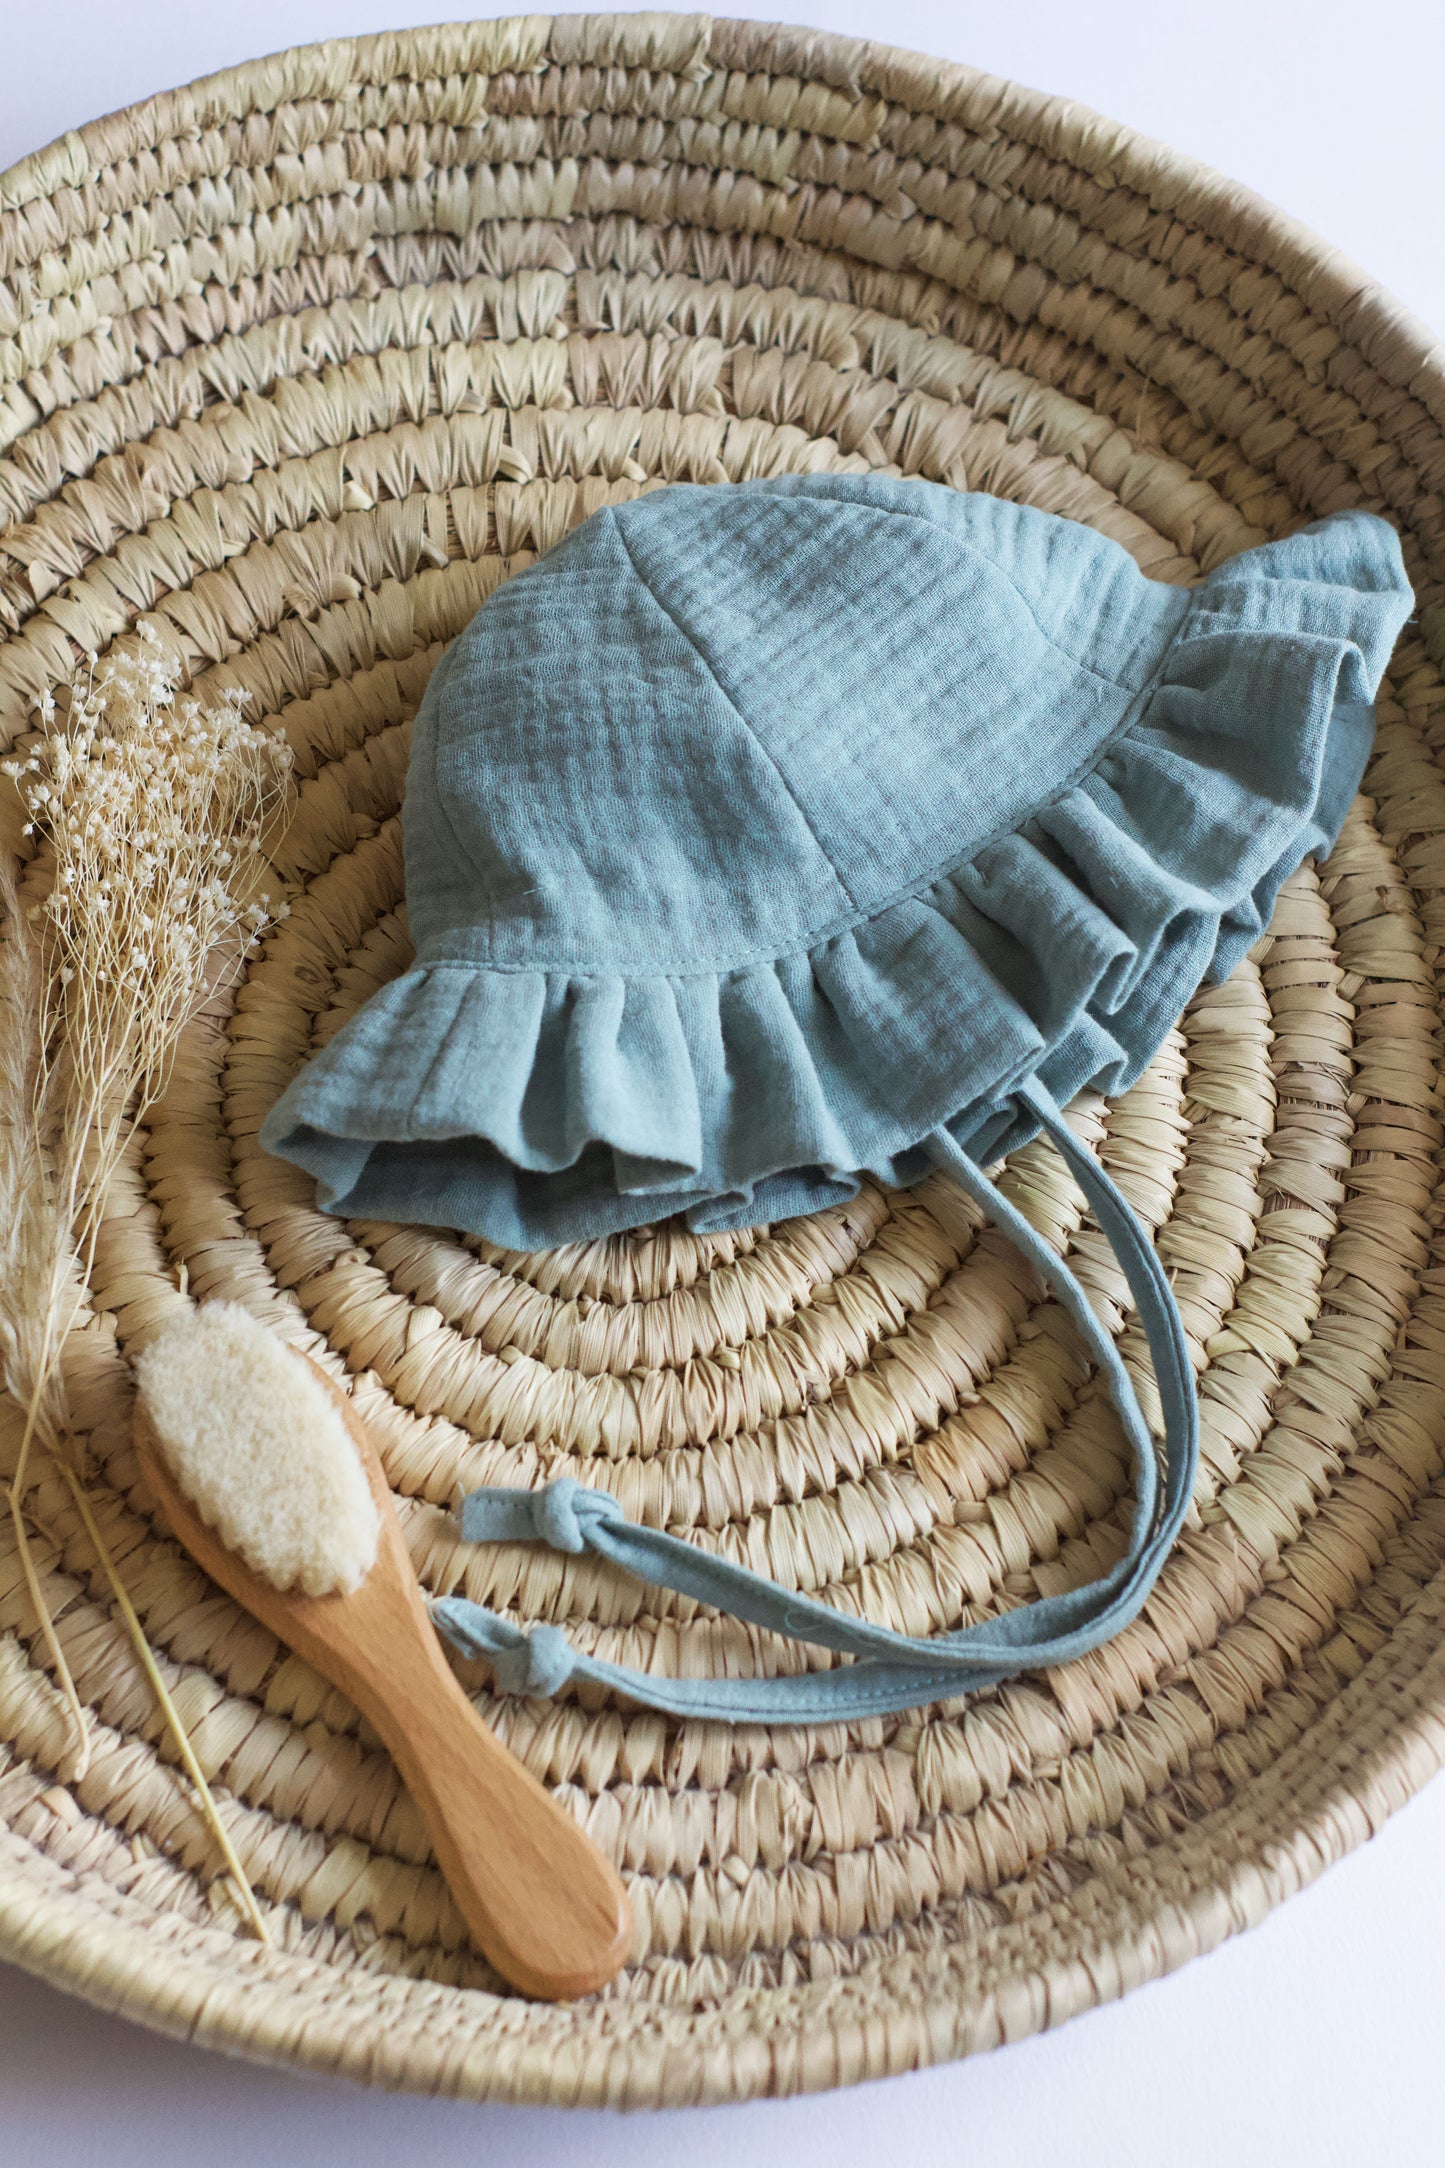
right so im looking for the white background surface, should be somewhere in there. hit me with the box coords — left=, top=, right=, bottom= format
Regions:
left=2, top=6, right=1443, bottom=2163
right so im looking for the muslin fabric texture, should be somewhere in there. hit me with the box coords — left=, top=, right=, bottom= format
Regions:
left=259, top=474, right=1412, bottom=1720
left=261, top=473, right=1412, bottom=1248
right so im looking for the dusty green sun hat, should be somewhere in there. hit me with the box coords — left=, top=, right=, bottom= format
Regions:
left=260, top=470, right=1411, bottom=1251
left=258, top=471, right=1411, bottom=1722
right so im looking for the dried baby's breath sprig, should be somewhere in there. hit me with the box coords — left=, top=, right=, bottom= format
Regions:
left=14, top=632, right=292, bottom=1172
left=0, top=627, right=293, bottom=1935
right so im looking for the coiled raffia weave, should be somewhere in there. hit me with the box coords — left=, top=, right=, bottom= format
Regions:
left=1, top=11, right=1444, bottom=2107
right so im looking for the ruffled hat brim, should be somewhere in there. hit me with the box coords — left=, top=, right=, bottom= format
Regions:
left=260, top=510, right=1412, bottom=1248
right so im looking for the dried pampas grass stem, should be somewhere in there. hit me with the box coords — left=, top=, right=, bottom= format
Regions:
left=0, top=629, right=293, bottom=1935
left=55, top=1461, right=271, bottom=1943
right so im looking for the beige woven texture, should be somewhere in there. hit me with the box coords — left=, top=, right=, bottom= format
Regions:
left=1, top=11, right=1443, bottom=2107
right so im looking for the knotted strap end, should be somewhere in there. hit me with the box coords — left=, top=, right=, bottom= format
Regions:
left=430, top=1597, right=579, bottom=1699
left=457, top=1476, right=626, bottom=1556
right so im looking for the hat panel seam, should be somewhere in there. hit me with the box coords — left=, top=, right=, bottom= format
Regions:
left=606, top=502, right=863, bottom=915
left=416, top=634, right=503, bottom=966
left=411, top=625, right=1185, bottom=983
left=732, top=477, right=1175, bottom=698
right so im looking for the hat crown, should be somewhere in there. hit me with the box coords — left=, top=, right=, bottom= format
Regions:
left=409, top=476, right=1189, bottom=973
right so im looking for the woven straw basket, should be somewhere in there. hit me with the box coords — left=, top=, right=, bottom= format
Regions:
left=2, top=11, right=1444, bottom=2108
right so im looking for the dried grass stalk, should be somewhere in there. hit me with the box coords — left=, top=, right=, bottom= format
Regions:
left=0, top=629, right=293, bottom=1934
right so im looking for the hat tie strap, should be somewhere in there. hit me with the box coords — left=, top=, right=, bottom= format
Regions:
left=431, top=1079, right=1199, bottom=1722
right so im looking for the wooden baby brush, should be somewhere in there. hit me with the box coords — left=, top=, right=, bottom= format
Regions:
left=131, top=1301, right=632, bottom=2000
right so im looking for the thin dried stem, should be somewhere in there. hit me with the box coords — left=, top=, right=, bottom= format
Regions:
left=0, top=632, right=293, bottom=1924
left=6, top=1485, right=90, bottom=1777
left=0, top=856, right=89, bottom=1773
left=57, top=1464, right=271, bottom=1944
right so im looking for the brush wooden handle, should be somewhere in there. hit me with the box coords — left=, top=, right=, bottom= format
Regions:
left=134, top=1365, right=632, bottom=2000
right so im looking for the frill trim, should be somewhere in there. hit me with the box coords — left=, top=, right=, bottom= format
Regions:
left=260, top=511, right=1412, bottom=1247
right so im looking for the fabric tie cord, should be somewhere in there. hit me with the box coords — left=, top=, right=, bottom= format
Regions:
left=259, top=472, right=1414, bottom=1719
left=432, top=1079, right=1199, bottom=1720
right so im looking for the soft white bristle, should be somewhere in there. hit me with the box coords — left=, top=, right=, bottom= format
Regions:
left=135, top=1302, right=380, bottom=1597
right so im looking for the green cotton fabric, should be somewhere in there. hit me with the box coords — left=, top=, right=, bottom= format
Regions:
left=262, top=475, right=1411, bottom=1247
left=259, top=473, right=1412, bottom=1722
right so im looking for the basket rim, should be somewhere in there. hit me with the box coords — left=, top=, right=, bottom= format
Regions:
left=2, top=8, right=1444, bottom=2105
left=2, top=12, right=1441, bottom=410
left=3, top=1574, right=1442, bottom=2104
